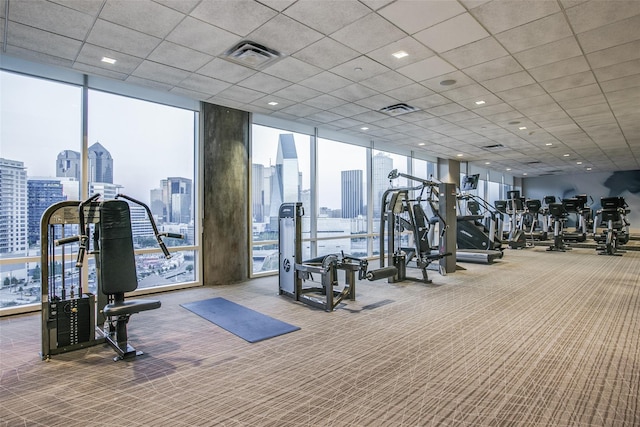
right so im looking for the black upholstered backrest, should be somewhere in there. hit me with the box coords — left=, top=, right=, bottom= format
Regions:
left=99, top=200, right=138, bottom=295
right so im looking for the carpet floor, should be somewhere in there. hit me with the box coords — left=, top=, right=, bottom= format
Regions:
left=1, top=247, right=638, bottom=426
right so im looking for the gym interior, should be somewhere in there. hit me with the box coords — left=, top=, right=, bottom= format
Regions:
left=1, top=1, right=639, bottom=426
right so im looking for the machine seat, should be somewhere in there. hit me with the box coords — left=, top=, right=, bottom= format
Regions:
left=103, top=298, right=161, bottom=317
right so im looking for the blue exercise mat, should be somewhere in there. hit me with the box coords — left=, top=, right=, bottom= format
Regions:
left=181, top=297, right=300, bottom=343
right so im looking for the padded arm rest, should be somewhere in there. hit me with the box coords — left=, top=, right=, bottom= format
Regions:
left=104, top=299, right=161, bottom=316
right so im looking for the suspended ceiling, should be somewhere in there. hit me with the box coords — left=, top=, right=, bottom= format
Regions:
left=1, top=0, right=639, bottom=176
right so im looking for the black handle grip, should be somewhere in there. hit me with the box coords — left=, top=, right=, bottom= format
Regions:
left=55, top=235, right=80, bottom=246
left=163, top=232, right=184, bottom=239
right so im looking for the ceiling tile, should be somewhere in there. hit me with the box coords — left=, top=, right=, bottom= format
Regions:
left=495, top=83, right=547, bottom=102
left=496, top=13, right=572, bottom=54
left=148, top=41, right=213, bottom=72
left=167, top=17, right=241, bottom=56
left=586, top=40, right=640, bottom=69
left=238, top=72, right=291, bottom=93
left=283, top=0, right=370, bottom=35
left=8, top=22, right=82, bottom=60
left=246, top=14, right=324, bottom=56
left=593, top=58, right=640, bottom=83
left=292, top=37, right=360, bottom=69
left=299, top=71, right=352, bottom=92
left=130, top=60, right=191, bottom=86
left=577, top=14, right=640, bottom=54
left=366, top=37, right=435, bottom=69
left=272, top=84, right=323, bottom=102
left=565, top=0, right=640, bottom=34
left=153, top=0, right=201, bottom=14
left=514, top=36, right=582, bottom=69
left=441, top=36, right=508, bottom=69
left=87, top=19, right=161, bottom=58
left=528, top=56, right=590, bottom=82
left=75, top=43, right=142, bottom=74
left=100, top=0, right=184, bottom=38
left=441, top=83, right=492, bottom=102
left=178, top=73, right=232, bottom=96
left=414, top=13, right=489, bottom=53
left=72, top=61, right=128, bottom=80
left=216, top=85, right=267, bottom=104
left=360, top=70, right=414, bottom=92
left=378, top=0, right=465, bottom=34
left=9, top=0, right=94, bottom=40
left=329, top=83, right=379, bottom=102
left=302, top=94, right=347, bottom=110
left=330, top=56, right=390, bottom=82
left=191, top=0, right=277, bottom=37
left=464, top=56, right=523, bottom=81
left=470, top=0, right=560, bottom=33
left=481, top=71, right=536, bottom=92
left=330, top=13, right=406, bottom=53
left=197, top=58, right=256, bottom=84
left=384, top=83, right=435, bottom=101
left=539, top=70, right=596, bottom=93
left=262, top=56, right=323, bottom=83
left=396, top=56, right=456, bottom=82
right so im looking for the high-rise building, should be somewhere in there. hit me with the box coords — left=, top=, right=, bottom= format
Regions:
left=252, top=163, right=265, bottom=223
left=88, top=142, right=113, bottom=184
left=159, top=177, right=192, bottom=224
left=372, top=153, right=393, bottom=219
left=341, top=170, right=363, bottom=218
left=268, top=134, right=300, bottom=230
left=56, top=150, right=81, bottom=181
left=27, top=178, right=66, bottom=245
left=0, top=158, right=28, bottom=254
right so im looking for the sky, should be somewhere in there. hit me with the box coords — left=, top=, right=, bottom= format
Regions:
left=1, top=71, right=194, bottom=203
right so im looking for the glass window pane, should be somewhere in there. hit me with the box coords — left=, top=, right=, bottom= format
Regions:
left=88, top=90, right=196, bottom=290
left=251, top=124, right=311, bottom=274
left=1, top=71, right=82, bottom=308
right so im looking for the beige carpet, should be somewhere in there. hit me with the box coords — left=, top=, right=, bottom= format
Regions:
left=1, top=247, right=638, bottom=426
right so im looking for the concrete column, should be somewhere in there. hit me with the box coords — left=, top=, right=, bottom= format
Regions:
left=437, top=158, right=461, bottom=187
left=201, top=103, right=250, bottom=285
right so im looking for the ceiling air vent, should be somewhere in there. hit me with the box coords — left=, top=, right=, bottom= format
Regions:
left=526, top=161, right=541, bottom=165
left=483, top=143, right=504, bottom=149
left=379, top=103, right=419, bottom=116
left=223, top=41, right=282, bottom=69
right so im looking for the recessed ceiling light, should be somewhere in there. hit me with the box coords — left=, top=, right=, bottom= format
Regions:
left=475, top=100, right=486, bottom=105
left=268, top=101, right=278, bottom=106
left=586, top=167, right=592, bottom=171
left=519, top=126, right=527, bottom=130
left=523, top=173, right=528, bottom=176
left=361, top=127, right=369, bottom=130
left=418, top=143, right=425, bottom=146
left=576, top=161, right=582, bottom=165
left=485, top=162, right=490, bottom=165
left=354, top=67, right=363, bottom=72
left=456, top=153, right=463, bottom=157
left=506, top=168, right=512, bottom=171
left=440, top=79, right=456, bottom=86
left=563, top=154, right=570, bottom=157
left=545, top=143, right=553, bottom=146
left=101, top=56, right=117, bottom=64
left=392, top=50, right=409, bottom=59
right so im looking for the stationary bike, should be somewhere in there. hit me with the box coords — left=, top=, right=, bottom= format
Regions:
left=594, top=196, right=630, bottom=256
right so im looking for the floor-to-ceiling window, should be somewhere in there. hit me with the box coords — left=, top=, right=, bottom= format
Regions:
left=317, top=138, right=368, bottom=258
left=88, top=90, right=197, bottom=290
left=0, top=70, right=199, bottom=313
left=0, top=71, right=82, bottom=311
left=250, top=124, right=311, bottom=274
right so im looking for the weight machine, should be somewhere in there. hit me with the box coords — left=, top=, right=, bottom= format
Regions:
left=278, top=203, right=396, bottom=312
left=41, top=194, right=182, bottom=361
left=379, top=170, right=453, bottom=284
